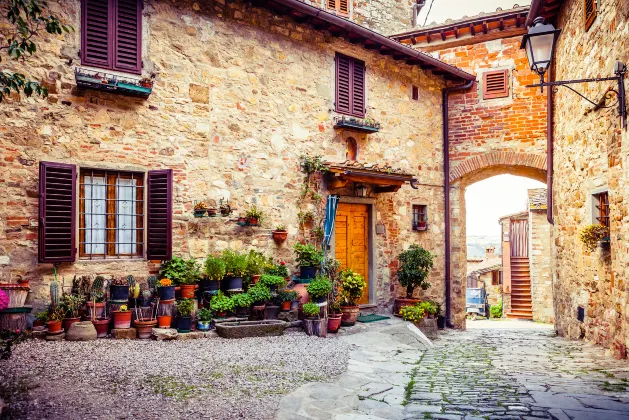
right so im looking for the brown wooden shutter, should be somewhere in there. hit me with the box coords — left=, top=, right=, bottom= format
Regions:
left=81, top=0, right=112, bottom=69
left=339, top=0, right=349, bottom=15
left=336, top=54, right=352, bottom=115
left=114, top=0, right=142, bottom=73
left=351, top=59, right=366, bottom=117
left=584, top=0, right=597, bottom=31
left=147, top=169, right=172, bottom=261
left=39, top=162, right=76, bottom=264
left=483, top=70, right=509, bottom=99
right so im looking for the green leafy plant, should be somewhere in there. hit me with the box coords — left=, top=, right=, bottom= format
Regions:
left=306, top=275, right=332, bottom=300
left=298, top=211, right=315, bottom=224
left=210, top=292, right=234, bottom=313
left=259, top=274, right=286, bottom=289
left=231, top=292, right=253, bottom=308
left=245, top=205, right=264, bottom=221
left=293, top=243, right=324, bottom=267
left=221, top=250, right=248, bottom=278
left=339, top=269, right=366, bottom=306
left=247, top=284, right=272, bottom=304
left=278, top=289, right=299, bottom=302
left=160, top=257, right=200, bottom=285
left=204, top=254, right=226, bottom=281
left=579, top=224, right=610, bottom=252
left=176, top=299, right=194, bottom=317
left=34, top=310, right=48, bottom=323
left=275, top=224, right=287, bottom=231
left=400, top=304, right=425, bottom=323
left=418, top=301, right=438, bottom=317
left=301, top=155, right=328, bottom=175
left=490, top=301, right=503, bottom=319
left=246, top=250, right=269, bottom=277
left=265, top=261, right=289, bottom=278
left=302, top=302, right=320, bottom=318
left=197, top=308, right=213, bottom=322
left=397, top=245, right=434, bottom=298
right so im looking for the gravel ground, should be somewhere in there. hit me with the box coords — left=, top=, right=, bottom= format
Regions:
left=0, top=332, right=349, bottom=419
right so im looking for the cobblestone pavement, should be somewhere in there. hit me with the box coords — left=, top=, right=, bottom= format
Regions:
left=277, top=319, right=629, bottom=420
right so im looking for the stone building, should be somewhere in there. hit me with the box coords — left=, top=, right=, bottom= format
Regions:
left=0, top=0, right=477, bottom=322
left=466, top=246, right=502, bottom=308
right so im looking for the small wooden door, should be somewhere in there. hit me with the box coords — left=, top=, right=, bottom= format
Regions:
left=335, top=203, right=369, bottom=305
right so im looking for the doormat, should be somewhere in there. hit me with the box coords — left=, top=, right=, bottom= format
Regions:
left=357, top=314, right=390, bottom=323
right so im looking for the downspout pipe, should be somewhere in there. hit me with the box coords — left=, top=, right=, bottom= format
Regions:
left=443, top=79, right=475, bottom=328
left=547, top=68, right=554, bottom=225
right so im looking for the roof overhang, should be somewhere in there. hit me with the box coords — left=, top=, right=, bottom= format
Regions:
left=253, top=0, right=475, bottom=83
left=324, top=162, right=416, bottom=193
left=527, top=0, right=564, bottom=26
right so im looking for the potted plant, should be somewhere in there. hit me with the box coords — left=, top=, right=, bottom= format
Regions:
left=176, top=298, right=194, bottom=332
left=61, top=294, right=85, bottom=332
left=395, top=245, right=434, bottom=315
left=232, top=292, right=253, bottom=318
left=46, top=307, right=64, bottom=334
left=259, top=274, right=286, bottom=293
left=197, top=307, right=213, bottom=331
left=248, top=284, right=271, bottom=307
left=265, top=290, right=285, bottom=320
left=157, top=278, right=176, bottom=301
left=237, top=216, right=247, bottom=226
left=160, top=257, right=193, bottom=287
left=266, top=261, right=290, bottom=280
left=139, top=78, right=153, bottom=88
left=435, top=302, right=445, bottom=329
left=194, top=201, right=208, bottom=217
left=110, top=276, right=129, bottom=302
left=134, top=305, right=157, bottom=339
left=245, top=205, right=264, bottom=226
left=327, top=301, right=343, bottom=333
left=179, top=260, right=200, bottom=299
left=272, top=224, right=288, bottom=244
left=221, top=250, right=247, bottom=291
left=33, top=311, right=48, bottom=328
left=210, top=291, right=234, bottom=318
left=220, top=200, right=231, bottom=216
left=419, top=301, right=438, bottom=318
left=302, top=302, right=326, bottom=337
left=112, top=304, right=132, bottom=329
left=86, top=275, right=106, bottom=315
left=579, top=224, right=610, bottom=252
left=339, top=269, right=366, bottom=326
left=306, top=275, right=332, bottom=304
left=156, top=299, right=172, bottom=328
left=279, top=290, right=298, bottom=311
left=246, top=250, right=268, bottom=284
left=203, top=254, right=225, bottom=293
left=91, top=308, right=110, bottom=338
left=294, top=243, right=324, bottom=279
left=207, top=206, right=218, bottom=217
left=400, top=303, right=426, bottom=327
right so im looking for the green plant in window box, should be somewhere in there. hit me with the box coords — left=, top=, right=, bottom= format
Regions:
left=306, top=275, right=332, bottom=302
left=579, top=224, right=610, bottom=252
left=302, top=302, right=320, bottom=319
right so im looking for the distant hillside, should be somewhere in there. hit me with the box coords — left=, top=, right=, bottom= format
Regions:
left=467, top=235, right=501, bottom=258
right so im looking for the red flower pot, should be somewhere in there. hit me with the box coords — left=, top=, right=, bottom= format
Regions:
left=92, top=318, right=110, bottom=338
left=341, top=305, right=360, bottom=326
left=46, top=320, right=62, bottom=333
left=281, top=301, right=291, bottom=311
left=251, top=275, right=261, bottom=285
left=157, top=315, right=172, bottom=328
left=181, top=284, right=196, bottom=299
left=328, top=314, right=342, bottom=333
left=248, top=217, right=259, bottom=226
left=112, top=311, right=132, bottom=329
left=272, top=230, right=288, bottom=244
left=62, top=317, right=81, bottom=332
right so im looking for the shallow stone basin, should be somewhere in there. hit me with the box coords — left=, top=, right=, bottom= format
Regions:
left=215, top=320, right=286, bottom=339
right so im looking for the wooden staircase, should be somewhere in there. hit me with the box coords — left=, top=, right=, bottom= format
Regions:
left=507, top=256, right=533, bottom=320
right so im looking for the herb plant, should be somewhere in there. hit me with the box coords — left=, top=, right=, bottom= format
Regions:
left=306, top=276, right=332, bottom=300
left=204, top=254, right=226, bottom=281
left=210, top=292, right=234, bottom=313
left=265, top=261, right=289, bottom=278
left=248, top=284, right=271, bottom=304
left=293, top=243, right=324, bottom=267
left=302, top=302, right=320, bottom=318
left=231, top=293, right=253, bottom=308
left=176, top=299, right=194, bottom=317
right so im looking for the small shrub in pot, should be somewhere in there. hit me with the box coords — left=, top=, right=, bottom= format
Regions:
left=302, top=302, right=320, bottom=319
left=231, top=292, right=253, bottom=318
left=259, top=274, right=286, bottom=292
left=210, top=291, right=234, bottom=317
left=197, top=307, right=213, bottom=331
left=175, top=298, right=194, bottom=332
left=293, top=243, right=323, bottom=279
left=248, top=284, right=271, bottom=306
left=306, top=276, right=332, bottom=303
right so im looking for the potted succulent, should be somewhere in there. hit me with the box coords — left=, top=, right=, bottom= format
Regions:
left=232, top=292, right=253, bottom=318
left=176, top=298, right=194, bottom=332
left=294, top=243, right=324, bottom=280
left=395, top=245, right=434, bottom=315
left=221, top=250, right=247, bottom=291
left=259, top=274, right=286, bottom=293
left=302, top=302, right=326, bottom=337
left=61, top=294, right=85, bottom=332
left=327, top=301, right=343, bottom=333
left=210, top=291, right=234, bottom=318
left=246, top=250, right=268, bottom=284
left=248, top=284, right=271, bottom=307
left=46, top=307, right=64, bottom=334
left=272, top=224, right=289, bottom=244
left=110, top=276, right=129, bottom=302
left=203, top=254, right=225, bottom=293
left=194, top=201, right=208, bottom=217
left=245, top=205, right=264, bottom=226
left=279, top=289, right=298, bottom=311
left=86, top=275, right=106, bottom=314
left=579, top=224, right=610, bottom=252
left=112, top=304, right=132, bottom=329
left=157, top=278, right=176, bottom=301
left=339, top=269, right=366, bottom=326
left=197, top=308, right=213, bottom=331
left=306, top=275, right=332, bottom=304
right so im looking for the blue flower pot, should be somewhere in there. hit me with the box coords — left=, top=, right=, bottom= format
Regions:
left=158, top=286, right=176, bottom=301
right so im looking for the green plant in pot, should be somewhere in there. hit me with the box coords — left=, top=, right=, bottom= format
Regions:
left=248, top=284, right=271, bottom=306
left=231, top=292, right=253, bottom=318
left=197, top=307, right=213, bottom=331
left=245, top=205, right=264, bottom=226
left=338, top=269, right=366, bottom=327
left=278, top=289, right=299, bottom=311
left=302, top=302, right=326, bottom=337
left=246, top=250, right=269, bottom=284
left=203, top=254, right=225, bottom=293
left=210, top=291, right=234, bottom=318
left=306, top=275, right=332, bottom=304
left=159, top=257, right=190, bottom=285
left=272, top=224, right=289, bottom=244
left=265, top=261, right=289, bottom=278
left=259, top=274, right=286, bottom=293
left=178, top=259, right=201, bottom=299
left=293, top=243, right=323, bottom=279
left=176, top=298, right=194, bottom=332
left=579, top=224, right=610, bottom=252
left=395, top=245, right=434, bottom=315
left=221, top=250, right=247, bottom=291
left=302, top=302, right=320, bottom=319
left=417, top=301, right=438, bottom=318
left=60, top=294, right=85, bottom=332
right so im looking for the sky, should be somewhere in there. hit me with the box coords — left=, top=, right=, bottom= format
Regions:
left=416, top=0, right=520, bottom=27
left=465, top=175, right=546, bottom=237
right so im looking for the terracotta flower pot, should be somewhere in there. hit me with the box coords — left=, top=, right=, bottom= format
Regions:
left=251, top=275, right=261, bottom=285
left=33, top=320, right=45, bottom=328
left=328, top=314, right=342, bottom=333
left=134, top=319, right=157, bottom=339
left=181, top=284, right=196, bottom=299
left=112, top=311, right=132, bottom=329
left=46, top=320, right=62, bottom=334
left=92, top=318, right=110, bottom=338
left=248, top=217, right=259, bottom=226
left=62, top=317, right=81, bottom=332
left=157, top=315, right=172, bottom=328
left=393, top=297, right=420, bottom=316
left=281, top=301, right=291, bottom=311
left=341, top=305, right=360, bottom=326
left=272, top=230, right=288, bottom=244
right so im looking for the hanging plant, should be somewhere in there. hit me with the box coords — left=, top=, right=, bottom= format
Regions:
left=579, top=224, right=610, bottom=252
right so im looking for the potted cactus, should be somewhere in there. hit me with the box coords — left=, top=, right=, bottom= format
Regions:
left=112, top=304, right=132, bottom=329
left=61, top=294, right=85, bottom=332
left=46, top=277, right=62, bottom=333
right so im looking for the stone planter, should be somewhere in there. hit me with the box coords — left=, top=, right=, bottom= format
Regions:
left=341, top=305, right=360, bottom=326
left=393, top=297, right=420, bottom=316
left=414, top=317, right=438, bottom=340
left=216, top=320, right=286, bottom=339
left=303, top=318, right=327, bottom=337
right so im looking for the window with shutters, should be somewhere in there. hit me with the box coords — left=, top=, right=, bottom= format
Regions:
left=335, top=53, right=366, bottom=118
left=326, top=0, right=349, bottom=16
left=81, top=0, right=142, bottom=74
left=584, top=0, right=597, bottom=31
left=482, top=69, right=509, bottom=100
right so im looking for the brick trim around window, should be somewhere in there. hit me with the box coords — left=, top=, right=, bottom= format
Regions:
left=482, top=69, right=509, bottom=100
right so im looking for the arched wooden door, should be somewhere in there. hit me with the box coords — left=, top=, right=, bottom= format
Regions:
left=335, top=203, right=369, bottom=304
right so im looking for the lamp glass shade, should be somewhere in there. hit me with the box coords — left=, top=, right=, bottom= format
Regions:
left=525, top=31, right=555, bottom=74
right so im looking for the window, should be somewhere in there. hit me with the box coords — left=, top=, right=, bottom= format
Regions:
left=81, top=0, right=143, bottom=74
left=491, top=271, right=502, bottom=286
left=335, top=53, right=366, bottom=118
left=38, top=162, right=172, bottom=263
left=346, top=137, right=358, bottom=161
left=412, top=205, right=427, bottom=231
left=482, top=70, right=509, bottom=100
left=412, top=85, right=419, bottom=101
left=327, top=0, right=349, bottom=16
left=584, top=0, right=597, bottom=31
left=593, top=191, right=610, bottom=229
left=79, top=170, right=144, bottom=258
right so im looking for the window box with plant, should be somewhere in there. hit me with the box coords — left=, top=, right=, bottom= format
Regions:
left=112, top=304, right=132, bottom=329
left=203, top=254, right=226, bottom=294
left=338, top=269, right=366, bottom=326
left=579, top=224, right=610, bottom=252
left=175, top=298, right=195, bottom=332
left=221, top=250, right=248, bottom=291
left=333, top=116, right=381, bottom=133
left=302, top=302, right=327, bottom=337
left=194, top=201, right=208, bottom=217
left=197, top=308, right=213, bottom=331
left=210, top=291, right=234, bottom=318
left=394, top=245, right=434, bottom=315
left=272, top=224, right=289, bottom=245
left=306, top=275, right=332, bottom=304
left=294, top=243, right=324, bottom=280
left=244, top=205, right=264, bottom=227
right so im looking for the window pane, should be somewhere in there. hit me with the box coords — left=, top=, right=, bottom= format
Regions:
left=85, top=176, right=106, bottom=255
left=116, top=178, right=137, bottom=255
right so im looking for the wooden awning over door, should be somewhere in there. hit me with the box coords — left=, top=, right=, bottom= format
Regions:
left=323, top=161, right=416, bottom=193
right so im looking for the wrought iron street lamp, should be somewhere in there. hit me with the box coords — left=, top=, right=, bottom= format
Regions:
left=521, top=17, right=627, bottom=128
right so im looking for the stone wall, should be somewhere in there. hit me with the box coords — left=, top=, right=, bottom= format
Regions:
left=529, top=209, right=554, bottom=323
left=0, top=0, right=450, bottom=315
left=552, top=0, right=629, bottom=358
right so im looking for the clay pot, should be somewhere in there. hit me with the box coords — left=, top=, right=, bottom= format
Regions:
left=112, top=310, right=132, bottom=329
left=328, top=314, right=342, bottom=333
left=281, top=301, right=291, bottom=311
left=272, top=230, right=288, bottom=244
left=92, top=318, right=110, bottom=338
left=250, top=275, right=261, bottom=285
left=62, top=317, right=81, bottom=332
left=341, top=305, right=360, bottom=326
left=181, top=284, right=196, bottom=299
left=247, top=217, right=259, bottom=226
left=157, top=315, right=172, bottom=328
left=46, top=320, right=62, bottom=334
left=158, top=285, right=176, bottom=302
left=264, top=305, right=281, bottom=320
left=393, top=297, right=420, bottom=316
left=134, top=319, right=157, bottom=339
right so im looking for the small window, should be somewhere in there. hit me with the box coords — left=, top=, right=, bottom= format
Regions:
left=593, top=191, right=610, bottom=229
left=79, top=169, right=144, bottom=259
left=584, top=0, right=597, bottom=31
left=412, top=85, right=419, bottom=101
left=491, top=271, right=501, bottom=286
left=327, top=0, right=349, bottom=16
left=467, top=275, right=478, bottom=289
left=482, top=70, right=509, bottom=100
left=335, top=53, right=366, bottom=118
left=346, top=137, right=358, bottom=161
left=412, top=205, right=428, bottom=231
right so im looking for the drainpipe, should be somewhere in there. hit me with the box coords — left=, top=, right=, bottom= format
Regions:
left=443, top=79, right=475, bottom=328
left=547, top=68, right=554, bottom=225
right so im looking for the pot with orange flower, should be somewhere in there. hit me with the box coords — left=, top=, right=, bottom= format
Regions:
left=157, top=278, right=175, bottom=302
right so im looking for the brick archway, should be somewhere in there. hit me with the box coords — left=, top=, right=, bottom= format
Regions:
left=450, top=151, right=547, bottom=184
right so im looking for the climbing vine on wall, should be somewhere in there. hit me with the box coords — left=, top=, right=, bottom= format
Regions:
left=297, top=155, right=328, bottom=247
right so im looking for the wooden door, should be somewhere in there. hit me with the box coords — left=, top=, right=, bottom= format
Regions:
left=335, top=203, right=369, bottom=305
left=510, top=219, right=529, bottom=257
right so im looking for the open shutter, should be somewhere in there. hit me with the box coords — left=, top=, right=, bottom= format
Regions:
left=39, top=162, right=76, bottom=264
left=81, top=0, right=112, bottom=69
left=147, top=169, right=172, bottom=261
left=335, top=54, right=352, bottom=115
left=114, top=0, right=142, bottom=73
left=339, top=0, right=349, bottom=15
left=351, top=59, right=366, bottom=117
